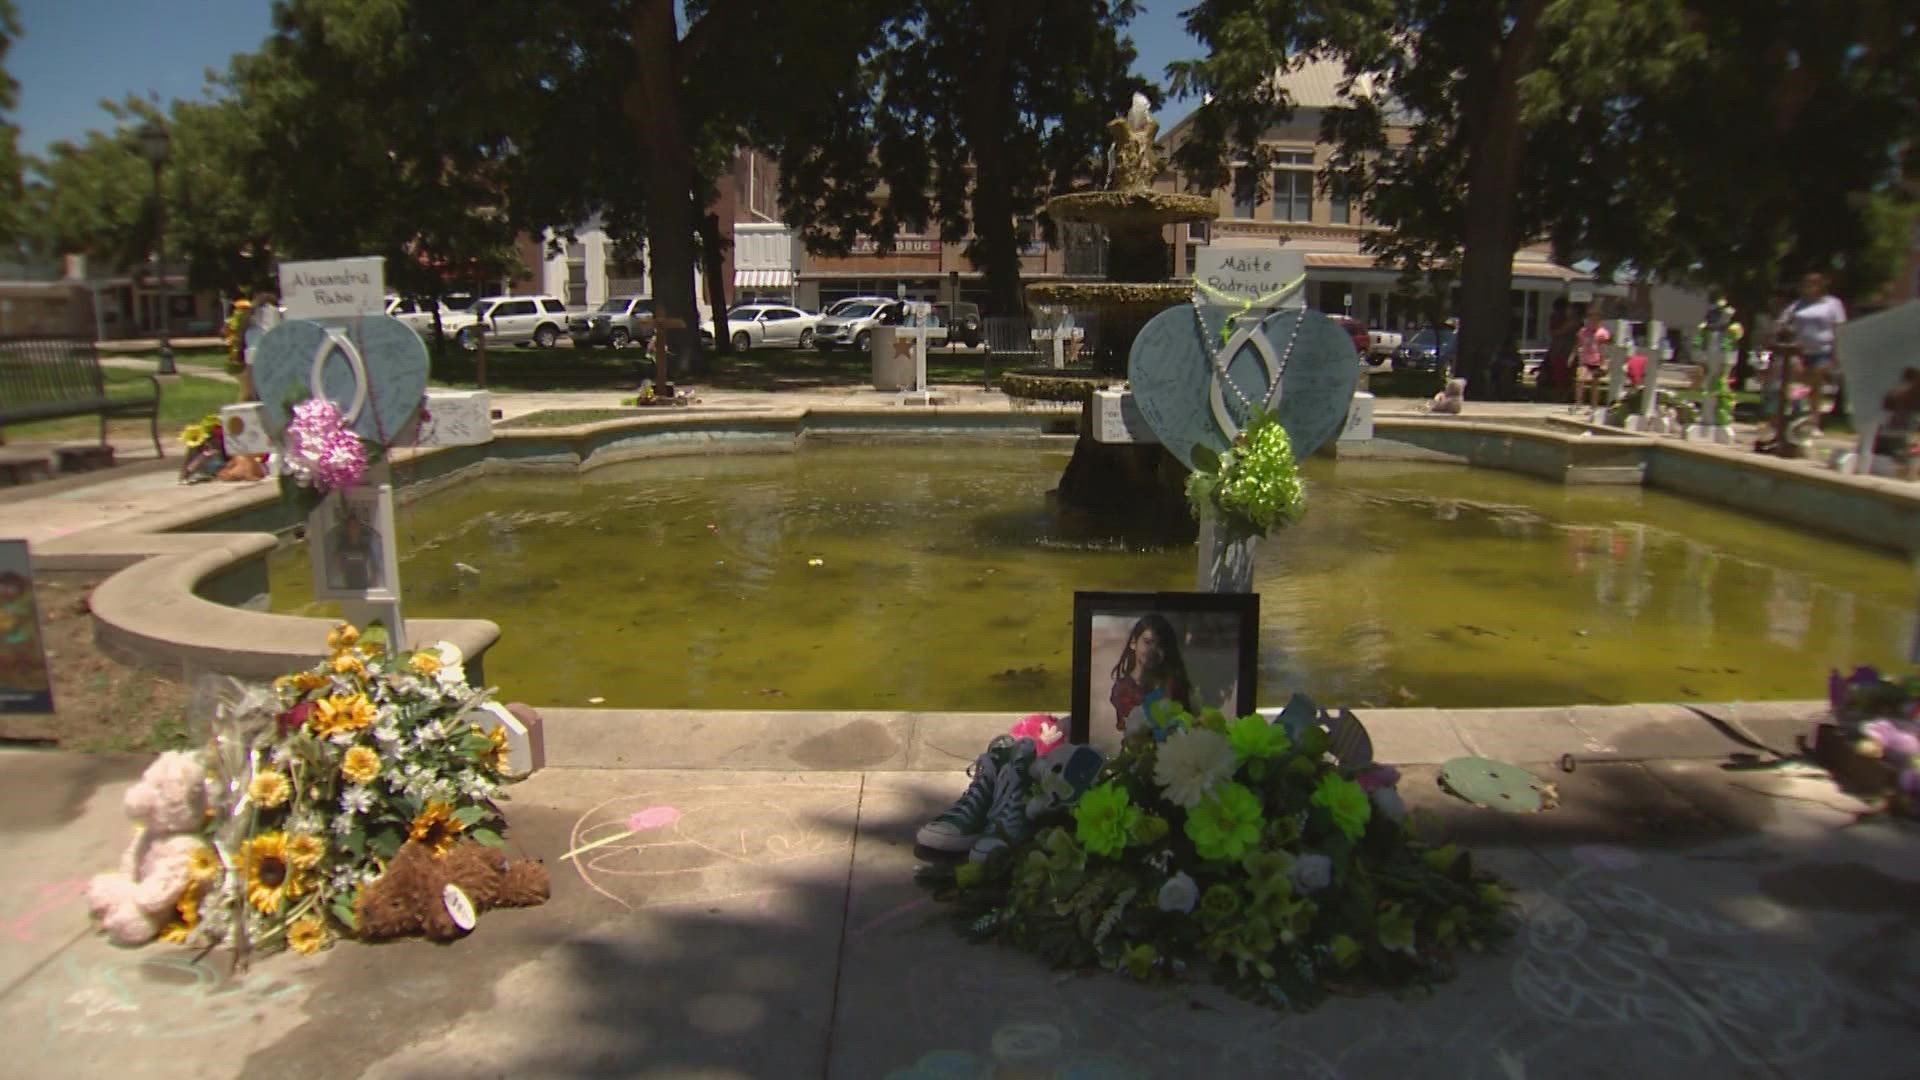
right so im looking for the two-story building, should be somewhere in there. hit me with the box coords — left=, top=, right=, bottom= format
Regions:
left=1159, top=58, right=1596, bottom=348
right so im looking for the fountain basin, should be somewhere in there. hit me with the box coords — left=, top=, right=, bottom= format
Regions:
left=1047, top=190, right=1218, bottom=228
left=1023, top=281, right=1191, bottom=310
left=255, top=440, right=1912, bottom=713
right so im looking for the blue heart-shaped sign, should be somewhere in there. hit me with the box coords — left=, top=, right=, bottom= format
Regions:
left=251, top=316, right=430, bottom=447
left=1128, top=305, right=1358, bottom=470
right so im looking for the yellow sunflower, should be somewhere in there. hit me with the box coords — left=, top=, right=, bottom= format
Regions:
left=330, top=652, right=366, bottom=678
left=310, top=693, right=377, bottom=737
left=327, top=624, right=360, bottom=652
left=340, top=745, right=382, bottom=785
left=248, top=769, right=292, bottom=809
left=409, top=651, right=442, bottom=676
left=276, top=670, right=329, bottom=693
left=485, top=725, right=511, bottom=773
left=240, top=832, right=307, bottom=915
left=186, top=844, right=222, bottom=884
left=287, top=915, right=331, bottom=956
left=158, top=884, right=202, bottom=943
left=408, top=802, right=466, bottom=855
left=285, top=832, right=326, bottom=870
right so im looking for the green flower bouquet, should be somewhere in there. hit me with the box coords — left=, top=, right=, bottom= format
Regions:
left=918, top=701, right=1511, bottom=1011
left=1185, top=408, right=1305, bottom=540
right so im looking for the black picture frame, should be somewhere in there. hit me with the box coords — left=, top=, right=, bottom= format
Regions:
left=1071, top=591, right=1260, bottom=745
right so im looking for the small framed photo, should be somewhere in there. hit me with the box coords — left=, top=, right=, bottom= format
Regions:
left=1071, top=591, right=1260, bottom=747
left=0, top=540, right=54, bottom=715
left=309, top=484, right=400, bottom=601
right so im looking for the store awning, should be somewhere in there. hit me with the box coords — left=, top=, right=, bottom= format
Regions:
left=735, top=269, right=794, bottom=289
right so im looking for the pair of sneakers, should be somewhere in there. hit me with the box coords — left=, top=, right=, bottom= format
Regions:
left=916, top=737, right=1107, bottom=864
left=916, top=735, right=1038, bottom=863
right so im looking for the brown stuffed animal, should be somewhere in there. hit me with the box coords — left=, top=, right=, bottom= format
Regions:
left=355, top=839, right=550, bottom=942
left=216, top=454, right=267, bottom=482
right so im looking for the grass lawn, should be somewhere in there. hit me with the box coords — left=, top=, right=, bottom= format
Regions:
left=96, top=344, right=232, bottom=371
left=1, top=367, right=239, bottom=445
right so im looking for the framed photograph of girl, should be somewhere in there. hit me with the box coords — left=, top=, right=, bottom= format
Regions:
left=309, top=484, right=401, bottom=601
left=1070, top=591, right=1260, bottom=748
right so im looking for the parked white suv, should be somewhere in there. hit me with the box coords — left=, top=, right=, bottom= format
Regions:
left=461, top=294, right=570, bottom=350
left=384, top=296, right=475, bottom=340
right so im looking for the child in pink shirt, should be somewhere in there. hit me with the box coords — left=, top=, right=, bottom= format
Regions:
left=1575, top=311, right=1612, bottom=409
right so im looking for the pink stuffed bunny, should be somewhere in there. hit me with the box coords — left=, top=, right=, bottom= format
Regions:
left=86, top=751, right=214, bottom=946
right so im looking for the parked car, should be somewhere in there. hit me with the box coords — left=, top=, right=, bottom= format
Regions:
left=928, top=301, right=983, bottom=348
left=383, top=296, right=470, bottom=338
left=814, top=300, right=903, bottom=351
left=569, top=296, right=654, bottom=349
left=1391, top=326, right=1458, bottom=373
left=1367, top=327, right=1403, bottom=359
left=460, top=294, right=571, bottom=350
left=824, top=295, right=900, bottom=317
left=722, top=304, right=821, bottom=350
left=1332, top=315, right=1370, bottom=359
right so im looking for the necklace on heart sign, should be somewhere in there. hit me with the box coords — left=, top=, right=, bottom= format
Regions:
left=250, top=316, right=430, bottom=448
left=1126, top=298, right=1360, bottom=472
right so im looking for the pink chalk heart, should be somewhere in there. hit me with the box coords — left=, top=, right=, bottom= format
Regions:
left=627, top=806, right=682, bottom=831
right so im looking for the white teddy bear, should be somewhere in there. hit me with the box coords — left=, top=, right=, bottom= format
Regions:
left=85, top=751, right=217, bottom=946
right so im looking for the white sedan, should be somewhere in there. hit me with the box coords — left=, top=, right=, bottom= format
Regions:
left=722, top=304, right=820, bottom=351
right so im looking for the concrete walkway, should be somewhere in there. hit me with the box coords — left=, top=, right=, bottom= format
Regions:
left=1, top=723, right=1912, bottom=1080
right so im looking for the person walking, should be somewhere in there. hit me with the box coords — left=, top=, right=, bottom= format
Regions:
left=1779, top=271, right=1847, bottom=430
left=1542, top=297, right=1577, bottom=401
left=1573, top=310, right=1612, bottom=412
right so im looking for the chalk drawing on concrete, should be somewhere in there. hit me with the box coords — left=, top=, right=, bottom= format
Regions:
left=1511, top=867, right=1837, bottom=1069
left=30, top=953, right=306, bottom=1042
left=566, top=783, right=863, bottom=910
left=3, top=878, right=88, bottom=943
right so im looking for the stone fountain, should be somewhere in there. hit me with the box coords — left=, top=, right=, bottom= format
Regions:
left=1011, top=94, right=1223, bottom=533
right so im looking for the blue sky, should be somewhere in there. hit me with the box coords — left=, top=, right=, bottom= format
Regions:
left=9, top=0, right=1200, bottom=158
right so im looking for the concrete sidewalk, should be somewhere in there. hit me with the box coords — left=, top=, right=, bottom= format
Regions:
left=1, top=728, right=1912, bottom=1080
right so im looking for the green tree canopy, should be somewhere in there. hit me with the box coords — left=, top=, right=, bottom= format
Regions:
left=1169, top=0, right=1698, bottom=389
left=778, top=0, right=1150, bottom=313
left=0, top=0, right=22, bottom=250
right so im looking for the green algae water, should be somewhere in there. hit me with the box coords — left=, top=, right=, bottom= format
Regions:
left=268, top=441, right=1915, bottom=710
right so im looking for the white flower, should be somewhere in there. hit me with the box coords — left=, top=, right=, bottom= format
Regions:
left=288, top=811, right=323, bottom=835
left=374, top=722, right=402, bottom=746
left=270, top=744, right=296, bottom=768
left=331, top=814, right=356, bottom=836
left=1370, top=787, right=1408, bottom=824
left=340, top=784, right=374, bottom=815
left=435, top=665, right=468, bottom=694
left=1152, top=728, right=1237, bottom=808
left=1157, top=872, right=1199, bottom=914
left=1289, top=853, right=1333, bottom=894
left=461, top=775, right=497, bottom=801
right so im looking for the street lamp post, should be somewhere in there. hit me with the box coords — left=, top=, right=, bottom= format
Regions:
left=135, top=121, right=175, bottom=375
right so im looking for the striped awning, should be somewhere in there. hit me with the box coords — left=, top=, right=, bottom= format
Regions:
left=735, top=268, right=794, bottom=289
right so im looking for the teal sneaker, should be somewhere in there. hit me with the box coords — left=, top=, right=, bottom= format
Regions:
left=969, top=739, right=1042, bottom=863
left=916, top=735, right=1021, bottom=853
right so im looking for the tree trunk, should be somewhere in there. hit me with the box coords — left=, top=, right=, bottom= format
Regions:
left=962, top=0, right=1024, bottom=315
left=698, top=208, right=731, bottom=358
left=628, top=0, right=701, bottom=379
left=1452, top=0, right=1548, bottom=396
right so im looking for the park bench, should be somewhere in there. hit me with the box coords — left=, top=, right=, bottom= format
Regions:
left=0, top=335, right=163, bottom=457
